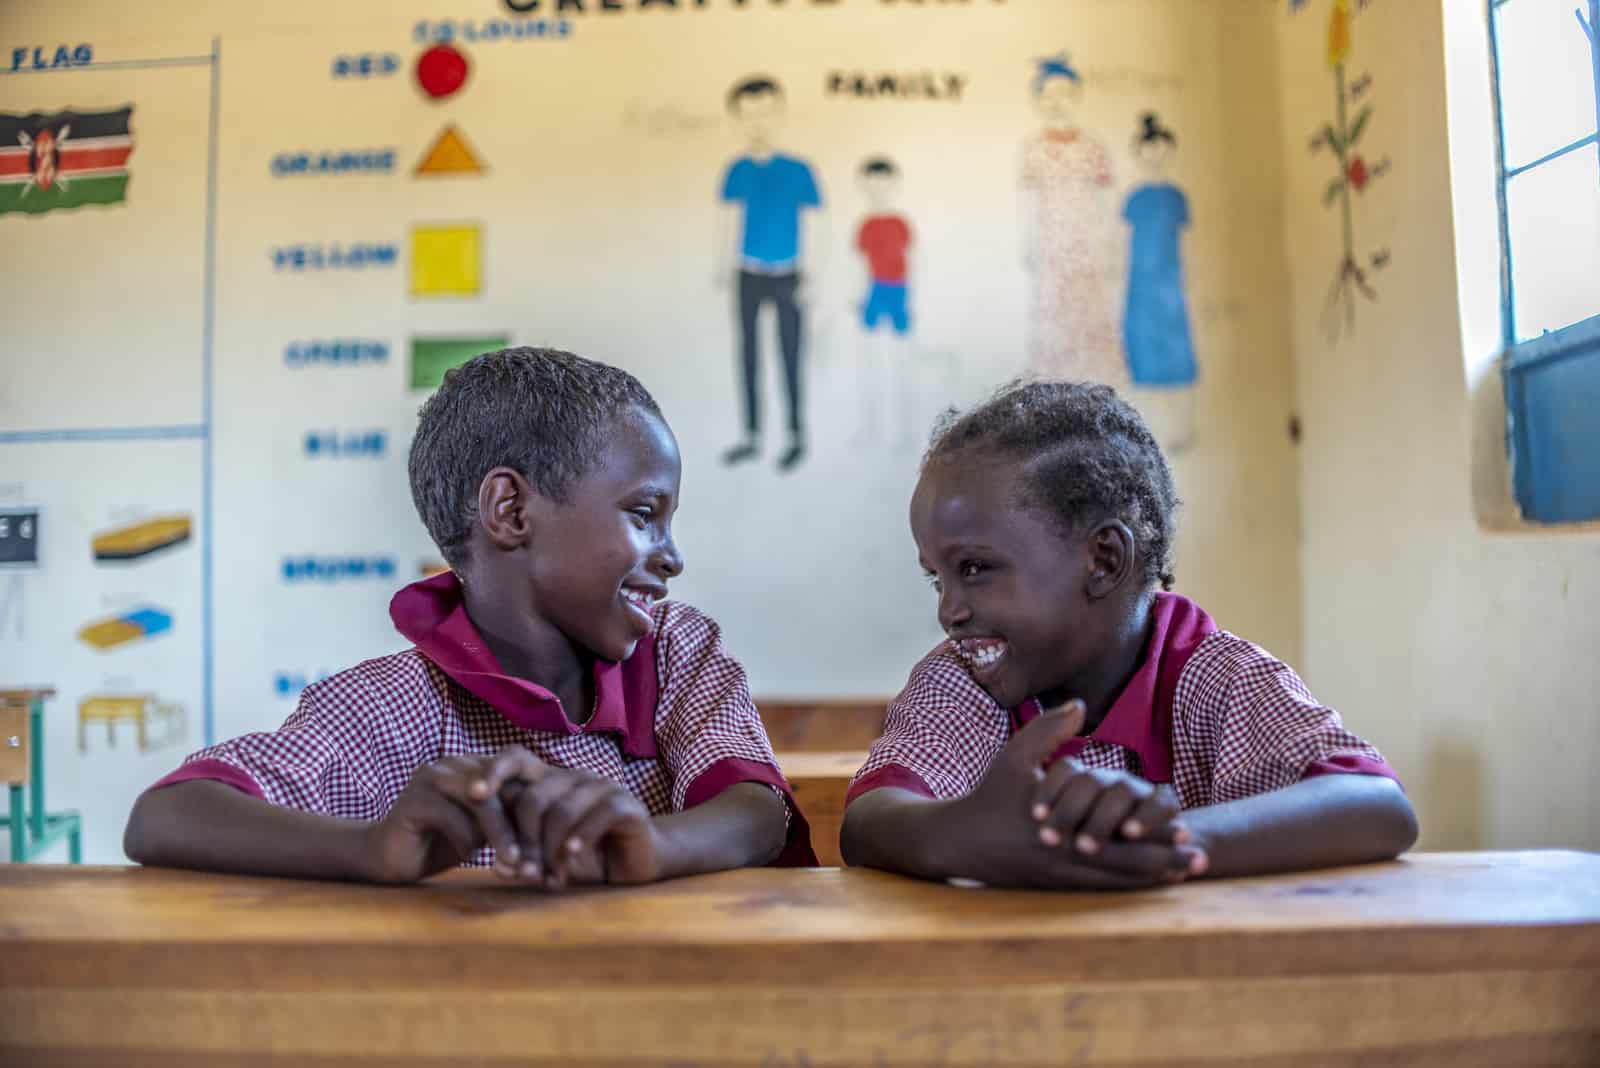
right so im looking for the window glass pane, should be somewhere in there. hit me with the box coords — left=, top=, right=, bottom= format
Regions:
left=1506, top=146, right=1600, bottom=339
left=1495, top=0, right=1599, bottom=169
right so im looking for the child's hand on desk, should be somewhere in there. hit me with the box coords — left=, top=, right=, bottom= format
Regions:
left=494, top=766, right=664, bottom=891
left=949, top=702, right=1205, bottom=890
left=360, top=749, right=552, bottom=884
left=1030, top=756, right=1207, bottom=881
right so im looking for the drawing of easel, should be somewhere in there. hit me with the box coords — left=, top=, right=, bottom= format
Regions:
left=77, top=694, right=187, bottom=753
left=2, top=688, right=83, bottom=864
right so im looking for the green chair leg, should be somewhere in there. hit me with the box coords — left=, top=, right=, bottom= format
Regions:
left=7, top=784, right=22, bottom=864
left=68, top=820, right=82, bottom=864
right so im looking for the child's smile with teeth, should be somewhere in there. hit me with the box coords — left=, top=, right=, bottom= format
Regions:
left=621, top=587, right=663, bottom=631
left=959, top=638, right=1008, bottom=668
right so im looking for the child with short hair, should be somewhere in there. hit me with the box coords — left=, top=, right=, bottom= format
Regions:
left=840, top=381, right=1415, bottom=888
left=126, top=347, right=814, bottom=886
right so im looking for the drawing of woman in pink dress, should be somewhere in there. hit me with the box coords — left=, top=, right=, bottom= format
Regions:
left=1019, top=53, right=1126, bottom=387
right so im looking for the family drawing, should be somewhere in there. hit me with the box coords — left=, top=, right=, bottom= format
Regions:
left=714, top=58, right=1198, bottom=471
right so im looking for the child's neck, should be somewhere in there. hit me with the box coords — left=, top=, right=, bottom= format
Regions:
left=1040, top=595, right=1154, bottom=734
left=460, top=582, right=595, bottom=725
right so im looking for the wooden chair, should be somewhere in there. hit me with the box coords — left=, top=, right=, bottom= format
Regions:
left=1, top=688, right=82, bottom=864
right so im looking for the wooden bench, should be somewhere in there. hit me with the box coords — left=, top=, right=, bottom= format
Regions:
left=2, top=854, right=1595, bottom=1064
left=776, top=750, right=863, bottom=866
left=755, top=698, right=887, bottom=752
left=756, top=701, right=888, bottom=864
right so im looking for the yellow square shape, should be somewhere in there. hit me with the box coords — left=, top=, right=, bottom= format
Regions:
left=411, top=223, right=481, bottom=297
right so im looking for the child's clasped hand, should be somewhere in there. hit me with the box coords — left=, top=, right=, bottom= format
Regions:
left=946, top=700, right=1208, bottom=890
left=361, top=745, right=662, bottom=889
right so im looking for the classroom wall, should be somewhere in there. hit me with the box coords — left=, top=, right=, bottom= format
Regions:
left=1, top=0, right=1301, bottom=863
left=1273, top=0, right=1600, bottom=851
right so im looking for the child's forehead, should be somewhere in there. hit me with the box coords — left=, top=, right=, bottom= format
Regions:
left=916, top=453, right=1023, bottom=517
left=581, top=408, right=680, bottom=486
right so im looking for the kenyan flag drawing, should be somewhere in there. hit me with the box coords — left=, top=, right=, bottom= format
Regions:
left=0, top=106, right=134, bottom=216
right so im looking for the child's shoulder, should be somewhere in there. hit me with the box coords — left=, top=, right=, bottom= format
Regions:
left=899, top=641, right=1000, bottom=710
left=648, top=598, right=718, bottom=640
left=1174, top=623, right=1310, bottom=711
left=297, top=648, right=446, bottom=715
left=646, top=599, right=741, bottom=673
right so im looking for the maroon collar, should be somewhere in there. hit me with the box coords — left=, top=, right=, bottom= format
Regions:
left=389, top=572, right=660, bottom=759
left=1011, top=592, right=1217, bottom=783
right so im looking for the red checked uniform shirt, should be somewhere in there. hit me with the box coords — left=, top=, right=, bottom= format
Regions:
left=848, top=593, right=1398, bottom=808
left=152, top=573, right=815, bottom=867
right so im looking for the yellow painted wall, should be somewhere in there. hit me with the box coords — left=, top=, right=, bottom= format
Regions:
left=1273, top=0, right=1600, bottom=851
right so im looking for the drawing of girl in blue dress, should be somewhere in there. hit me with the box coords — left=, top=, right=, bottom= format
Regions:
left=1122, top=113, right=1196, bottom=389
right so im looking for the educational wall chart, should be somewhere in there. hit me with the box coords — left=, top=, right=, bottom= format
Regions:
left=0, top=0, right=1303, bottom=863
left=0, top=506, right=39, bottom=642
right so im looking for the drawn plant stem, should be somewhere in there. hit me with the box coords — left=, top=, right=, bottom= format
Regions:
left=1315, top=0, right=1384, bottom=341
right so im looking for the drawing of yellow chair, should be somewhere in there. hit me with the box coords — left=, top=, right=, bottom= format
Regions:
left=77, top=694, right=186, bottom=754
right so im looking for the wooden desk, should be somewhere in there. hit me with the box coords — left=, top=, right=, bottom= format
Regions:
left=2, top=853, right=1596, bottom=1066
left=778, top=750, right=864, bottom=867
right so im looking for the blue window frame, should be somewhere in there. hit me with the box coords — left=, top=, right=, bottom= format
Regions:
left=1489, top=0, right=1600, bottom=522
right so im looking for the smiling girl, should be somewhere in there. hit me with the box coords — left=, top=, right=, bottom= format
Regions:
left=840, top=380, right=1416, bottom=888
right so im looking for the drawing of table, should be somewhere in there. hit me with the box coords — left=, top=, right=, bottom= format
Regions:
left=1, top=688, right=82, bottom=864
left=77, top=694, right=186, bottom=754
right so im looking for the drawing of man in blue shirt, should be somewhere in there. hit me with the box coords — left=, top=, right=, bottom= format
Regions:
left=716, top=76, right=824, bottom=473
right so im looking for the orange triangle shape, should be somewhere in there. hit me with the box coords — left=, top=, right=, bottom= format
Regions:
left=415, top=125, right=485, bottom=176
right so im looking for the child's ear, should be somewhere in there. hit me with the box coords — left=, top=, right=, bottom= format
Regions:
left=1084, top=519, right=1136, bottom=600
left=476, top=467, right=534, bottom=551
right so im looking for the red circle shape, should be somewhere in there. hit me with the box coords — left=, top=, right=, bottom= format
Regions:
left=416, top=44, right=468, bottom=100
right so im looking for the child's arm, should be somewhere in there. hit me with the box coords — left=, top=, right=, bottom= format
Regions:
left=125, top=751, right=536, bottom=883
left=650, top=782, right=787, bottom=875
left=648, top=602, right=818, bottom=869
left=1172, top=635, right=1419, bottom=877
left=1181, top=774, right=1416, bottom=879
left=125, top=779, right=381, bottom=880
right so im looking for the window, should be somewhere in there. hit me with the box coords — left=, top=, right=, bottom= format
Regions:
left=1490, top=0, right=1600, bottom=522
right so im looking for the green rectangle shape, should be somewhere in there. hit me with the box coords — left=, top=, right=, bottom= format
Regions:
left=0, top=173, right=128, bottom=215
left=409, top=336, right=508, bottom=390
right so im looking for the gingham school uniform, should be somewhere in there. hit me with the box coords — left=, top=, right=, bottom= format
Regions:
left=151, top=572, right=816, bottom=867
left=847, top=592, right=1398, bottom=808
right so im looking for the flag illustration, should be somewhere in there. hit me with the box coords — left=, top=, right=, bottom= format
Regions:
left=0, top=106, right=134, bottom=216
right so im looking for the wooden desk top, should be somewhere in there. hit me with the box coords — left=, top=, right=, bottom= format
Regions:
left=3, top=852, right=1597, bottom=1066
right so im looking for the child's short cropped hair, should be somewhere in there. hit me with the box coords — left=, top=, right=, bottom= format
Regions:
left=925, top=380, right=1180, bottom=590
left=408, top=346, right=660, bottom=569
